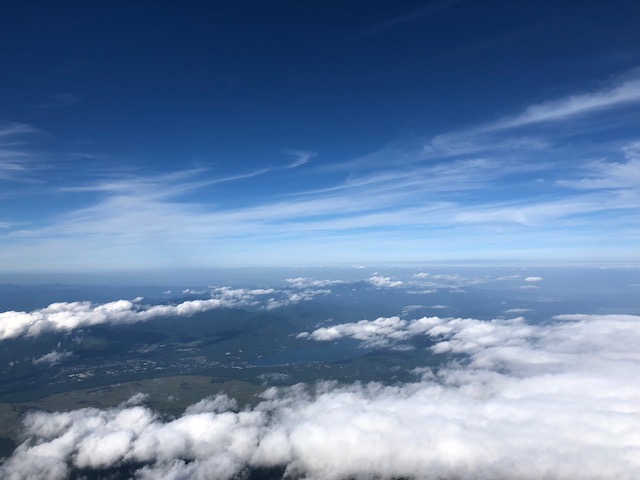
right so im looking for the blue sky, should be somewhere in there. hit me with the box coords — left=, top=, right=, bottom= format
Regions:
left=1, top=0, right=640, bottom=270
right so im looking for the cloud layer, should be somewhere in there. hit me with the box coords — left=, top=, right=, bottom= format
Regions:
left=3, top=313, right=639, bottom=479
left=0, top=287, right=327, bottom=341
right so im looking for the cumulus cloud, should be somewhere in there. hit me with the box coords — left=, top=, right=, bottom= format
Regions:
left=298, top=316, right=415, bottom=348
left=264, top=289, right=331, bottom=310
left=524, top=276, right=543, bottom=282
left=368, top=274, right=403, bottom=288
left=412, top=272, right=430, bottom=278
left=0, top=297, right=226, bottom=341
left=0, top=287, right=320, bottom=341
left=3, top=313, right=640, bottom=479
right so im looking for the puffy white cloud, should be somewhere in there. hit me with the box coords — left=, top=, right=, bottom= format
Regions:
left=0, top=286, right=319, bottom=341
left=184, top=395, right=238, bottom=415
left=265, top=289, right=331, bottom=310
left=298, top=316, right=415, bottom=348
left=412, top=272, right=430, bottom=278
left=3, top=313, right=640, bottom=479
left=368, top=274, right=403, bottom=288
left=524, top=276, right=543, bottom=282
left=0, top=297, right=225, bottom=341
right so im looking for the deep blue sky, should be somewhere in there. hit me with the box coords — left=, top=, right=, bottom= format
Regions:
left=1, top=1, right=640, bottom=270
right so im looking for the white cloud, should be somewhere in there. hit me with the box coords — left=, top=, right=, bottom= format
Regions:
left=412, top=272, right=430, bottom=278
left=0, top=297, right=224, bottom=341
left=559, top=142, right=640, bottom=191
left=0, top=122, right=40, bottom=182
left=4, top=74, right=640, bottom=269
left=0, top=122, right=38, bottom=139
left=0, top=287, right=319, bottom=341
left=524, top=276, right=543, bottom=282
left=184, top=394, right=238, bottom=415
left=298, top=316, right=414, bottom=348
left=265, top=289, right=331, bottom=310
left=32, top=92, right=82, bottom=109
left=182, top=288, right=208, bottom=295
left=504, top=308, right=533, bottom=313
left=285, top=150, right=316, bottom=169
left=3, top=313, right=640, bottom=479
left=121, top=393, right=149, bottom=407
left=409, top=272, right=505, bottom=290
left=284, top=277, right=346, bottom=288
left=368, top=274, right=403, bottom=288
left=32, top=350, right=73, bottom=365
left=484, top=73, right=640, bottom=131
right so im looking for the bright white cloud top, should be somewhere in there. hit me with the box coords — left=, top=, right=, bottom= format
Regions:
left=2, top=313, right=639, bottom=479
left=0, top=287, right=329, bottom=341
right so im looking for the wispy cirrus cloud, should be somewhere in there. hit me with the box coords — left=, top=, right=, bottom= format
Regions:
left=4, top=148, right=639, bottom=267
left=352, top=0, right=462, bottom=39
left=0, top=122, right=39, bottom=139
left=3, top=70, right=640, bottom=267
left=558, top=142, right=640, bottom=191
left=285, top=150, right=315, bottom=169
left=483, top=73, right=640, bottom=131
left=424, top=71, right=640, bottom=164
left=0, top=122, right=39, bottom=177
left=32, top=92, right=82, bottom=109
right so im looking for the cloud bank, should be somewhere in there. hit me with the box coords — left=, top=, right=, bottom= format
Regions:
left=0, top=287, right=326, bottom=341
left=3, top=313, right=639, bottom=479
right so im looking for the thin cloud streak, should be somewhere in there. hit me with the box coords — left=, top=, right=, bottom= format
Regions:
left=285, top=150, right=315, bottom=169
left=32, top=92, right=82, bottom=110
left=484, top=74, right=640, bottom=131
left=352, top=0, right=462, bottom=39
left=0, top=122, right=39, bottom=139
